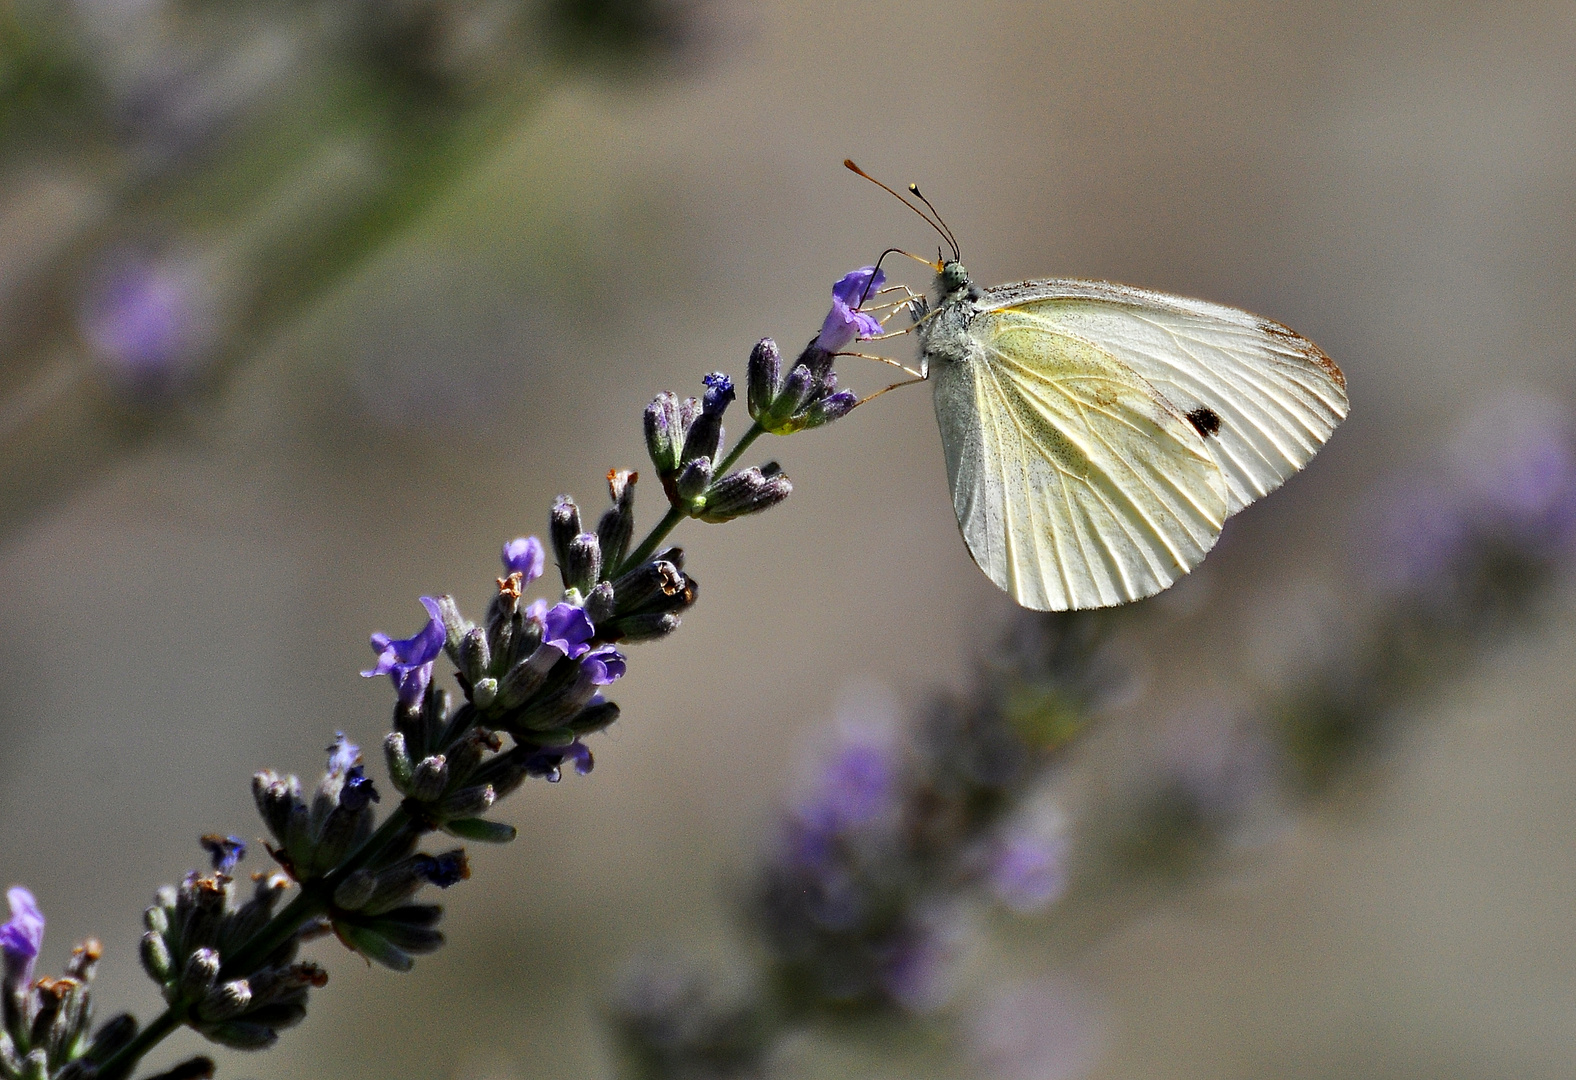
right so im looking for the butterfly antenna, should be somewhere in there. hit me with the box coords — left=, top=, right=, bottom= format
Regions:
left=844, top=159, right=951, bottom=263
left=907, top=182, right=960, bottom=261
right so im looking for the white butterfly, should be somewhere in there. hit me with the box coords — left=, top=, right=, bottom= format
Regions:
left=909, top=263, right=1348, bottom=610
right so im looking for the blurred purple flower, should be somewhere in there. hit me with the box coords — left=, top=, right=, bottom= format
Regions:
left=878, top=907, right=964, bottom=1013
left=501, top=536, right=546, bottom=582
left=987, top=822, right=1069, bottom=914
left=362, top=597, right=445, bottom=706
left=816, top=266, right=886, bottom=353
left=1159, top=706, right=1270, bottom=822
left=79, top=251, right=216, bottom=387
left=969, top=976, right=1106, bottom=1080
left=0, top=887, right=43, bottom=990
left=1366, top=393, right=1576, bottom=593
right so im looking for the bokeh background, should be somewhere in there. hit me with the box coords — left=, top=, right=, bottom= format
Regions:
left=4, top=1, right=1576, bottom=1078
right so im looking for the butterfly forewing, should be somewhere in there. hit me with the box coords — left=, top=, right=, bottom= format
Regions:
left=984, top=282, right=1349, bottom=515
left=934, top=308, right=1229, bottom=611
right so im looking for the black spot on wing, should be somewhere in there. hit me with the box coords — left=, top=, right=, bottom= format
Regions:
left=1186, top=406, right=1222, bottom=438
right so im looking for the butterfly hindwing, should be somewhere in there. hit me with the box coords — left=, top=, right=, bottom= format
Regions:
left=933, top=307, right=1229, bottom=611
left=983, top=281, right=1349, bottom=515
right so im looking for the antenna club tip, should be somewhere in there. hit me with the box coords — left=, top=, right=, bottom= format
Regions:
left=843, top=158, right=859, bottom=171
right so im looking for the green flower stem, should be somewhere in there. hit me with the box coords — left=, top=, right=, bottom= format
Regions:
left=611, top=421, right=768, bottom=580
left=710, top=421, right=766, bottom=480
left=612, top=504, right=686, bottom=582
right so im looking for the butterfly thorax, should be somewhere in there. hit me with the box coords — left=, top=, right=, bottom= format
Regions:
left=917, top=260, right=985, bottom=371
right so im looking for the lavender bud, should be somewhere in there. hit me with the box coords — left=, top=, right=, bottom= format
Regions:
left=585, top=581, right=616, bottom=624
left=611, top=559, right=686, bottom=613
left=431, top=595, right=470, bottom=661
left=443, top=817, right=517, bottom=843
left=438, top=784, right=496, bottom=819
left=597, top=469, right=638, bottom=571
left=456, top=625, right=490, bottom=683
left=568, top=700, right=621, bottom=736
left=654, top=545, right=685, bottom=571
left=251, top=771, right=301, bottom=845
left=767, top=363, right=816, bottom=426
left=87, top=1013, right=138, bottom=1062
left=180, top=949, right=221, bottom=1000
left=644, top=392, right=684, bottom=474
left=564, top=531, right=602, bottom=594
left=197, top=980, right=252, bottom=1022
left=203, top=1020, right=278, bottom=1051
left=140, top=932, right=172, bottom=983
left=410, top=756, right=449, bottom=802
left=802, top=389, right=858, bottom=429
left=674, top=457, right=713, bottom=503
left=699, top=464, right=792, bottom=522
left=747, top=338, right=782, bottom=420
left=333, top=871, right=378, bottom=912
left=550, top=495, right=582, bottom=573
left=21, top=1048, right=46, bottom=1080
left=144, top=905, right=169, bottom=935
left=472, top=677, right=498, bottom=710
left=496, top=656, right=548, bottom=710
left=606, top=612, right=682, bottom=642
left=384, top=732, right=414, bottom=794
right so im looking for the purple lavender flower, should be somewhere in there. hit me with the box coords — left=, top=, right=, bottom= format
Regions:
left=1366, top=393, right=1576, bottom=595
left=878, top=907, right=964, bottom=1013
left=0, top=886, right=43, bottom=990
left=815, top=266, right=886, bottom=353
left=581, top=646, right=627, bottom=685
left=362, top=597, right=445, bottom=706
left=79, top=251, right=216, bottom=388
left=534, top=601, right=594, bottom=660
left=199, top=834, right=247, bottom=874
left=987, top=821, right=1069, bottom=914
left=524, top=740, right=594, bottom=782
left=502, top=536, right=546, bottom=583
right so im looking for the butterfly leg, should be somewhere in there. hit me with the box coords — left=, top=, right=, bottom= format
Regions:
left=836, top=351, right=925, bottom=380
left=851, top=374, right=929, bottom=409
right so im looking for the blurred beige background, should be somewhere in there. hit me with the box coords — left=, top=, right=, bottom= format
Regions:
left=5, top=1, right=1576, bottom=1077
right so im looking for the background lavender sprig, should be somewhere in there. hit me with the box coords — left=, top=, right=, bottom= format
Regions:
left=608, top=390, right=1576, bottom=1080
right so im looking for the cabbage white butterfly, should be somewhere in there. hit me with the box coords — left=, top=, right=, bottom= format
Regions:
left=847, top=162, right=1349, bottom=611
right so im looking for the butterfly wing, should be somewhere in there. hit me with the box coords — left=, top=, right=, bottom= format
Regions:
left=983, top=281, right=1348, bottom=515
left=934, top=307, right=1229, bottom=611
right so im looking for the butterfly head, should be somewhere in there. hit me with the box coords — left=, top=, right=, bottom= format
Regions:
left=937, top=259, right=980, bottom=302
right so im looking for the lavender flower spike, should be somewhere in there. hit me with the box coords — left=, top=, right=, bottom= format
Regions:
left=502, top=536, right=546, bottom=583
left=363, top=596, right=446, bottom=706
left=815, top=266, right=887, bottom=353
left=0, top=886, right=44, bottom=990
